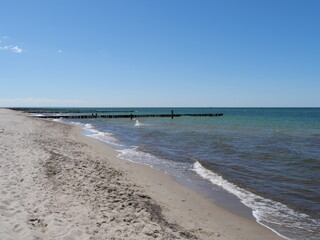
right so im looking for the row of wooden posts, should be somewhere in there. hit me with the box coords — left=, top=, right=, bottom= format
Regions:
left=35, top=111, right=224, bottom=119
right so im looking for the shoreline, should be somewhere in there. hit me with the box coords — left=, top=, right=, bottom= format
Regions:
left=0, top=109, right=284, bottom=239
left=75, top=118, right=256, bottom=221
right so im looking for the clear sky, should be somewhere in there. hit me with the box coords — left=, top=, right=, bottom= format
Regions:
left=1, top=0, right=319, bottom=107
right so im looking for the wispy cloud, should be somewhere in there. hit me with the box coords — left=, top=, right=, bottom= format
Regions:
left=0, top=45, right=23, bottom=53
left=58, top=49, right=62, bottom=53
left=0, top=98, right=85, bottom=107
left=0, top=36, right=24, bottom=53
left=11, top=46, right=23, bottom=53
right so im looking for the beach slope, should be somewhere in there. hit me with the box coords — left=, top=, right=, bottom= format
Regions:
left=0, top=109, right=283, bottom=239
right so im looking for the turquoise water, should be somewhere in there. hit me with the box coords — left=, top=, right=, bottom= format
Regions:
left=34, top=107, right=320, bottom=239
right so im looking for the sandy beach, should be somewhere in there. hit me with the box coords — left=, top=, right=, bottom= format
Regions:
left=0, top=108, right=284, bottom=240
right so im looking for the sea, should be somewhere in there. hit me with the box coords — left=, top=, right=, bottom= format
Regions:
left=32, top=107, right=320, bottom=239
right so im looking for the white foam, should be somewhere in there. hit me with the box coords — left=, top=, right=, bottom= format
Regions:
left=73, top=122, right=124, bottom=148
left=192, top=161, right=320, bottom=240
left=118, top=147, right=159, bottom=167
left=84, top=123, right=94, bottom=129
left=52, top=118, right=63, bottom=122
left=117, top=147, right=190, bottom=179
left=70, top=121, right=84, bottom=126
left=134, top=120, right=144, bottom=127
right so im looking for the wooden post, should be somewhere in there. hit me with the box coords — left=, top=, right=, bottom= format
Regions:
left=171, top=110, right=174, bottom=119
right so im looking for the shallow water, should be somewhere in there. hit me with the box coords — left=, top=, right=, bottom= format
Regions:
left=48, top=108, right=320, bottom=239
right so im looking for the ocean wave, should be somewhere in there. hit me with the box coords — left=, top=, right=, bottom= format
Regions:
left=117, top=147, right=188, bottom=178
left=52, top=118, right=63, bottom=122
left=117, top=147, right=176, bottom=168
left=134, top=120, right=145, bottom=127
left=84, top=123, right=94, bottom=129
left=68, top=121, right=123, bottom=147
left=117, top=147, right=157, bottom=166
left=192, top=161, right=320, bottom=240
left=70, top=121, right=84, bottom=126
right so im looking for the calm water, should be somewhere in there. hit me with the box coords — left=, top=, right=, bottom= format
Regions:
left=43, top=108, right=319, bottom=239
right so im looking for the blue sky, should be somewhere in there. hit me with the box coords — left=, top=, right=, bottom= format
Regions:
left=1, top=0, right=319, bottom=107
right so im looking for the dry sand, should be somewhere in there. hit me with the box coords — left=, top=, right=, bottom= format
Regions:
left=0, top=109, right=284, bottom=240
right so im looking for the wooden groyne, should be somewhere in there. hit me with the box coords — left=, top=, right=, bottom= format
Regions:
left=25, top=110, right=135, bottom=114
left=35, top=113, right=223, bottom=119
